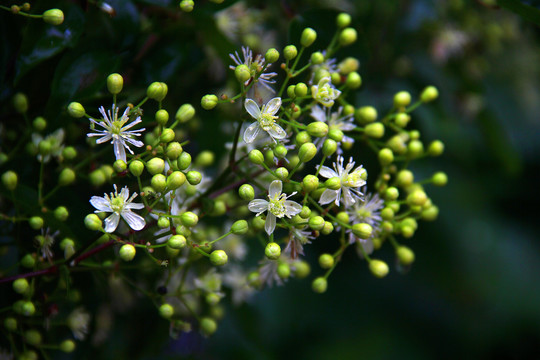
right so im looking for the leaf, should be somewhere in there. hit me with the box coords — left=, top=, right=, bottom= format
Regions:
left=497, top=0, right=540, bottom=26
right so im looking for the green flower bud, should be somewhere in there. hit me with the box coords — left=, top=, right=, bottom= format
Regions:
left=13, top=92, right=28, bottom=113
left=407, top=189, right=427, bottom=206
left=229, top=220, right=247, bottom=235
left=119, top=244, right=136, bottom=261
left=59, top=168, right=76, bottom=186
left=293, top=261, right=310, bottom=278
left=155, top=109, right=169, bottom=126
left=393, top=91, right=411, bottom=108
left=277, top=263, right=291, bottom=279
left=422, top=205, right=439, bottom=221
left=147, top=158, right=165, bottom=175
left=235, top=64, right=251, bottom=83
left=107, top=73, right=123, bottom=94
left=4, top=317, right=17, bottom=331
left=42, top=8, right=64, bottom=25
left=311, top=51, right=324, bottom=65
left=147, top=82, right=168, bottom=101
left=378, top=148, right=394, bottom=166
left=345, top=71, right=362, bottom=89
left=352, top=223, right=372, bottom=239
left=427, top=140, right=444, bottom=156
left=21, top=301, right=36, bottom=316
left=2, top=171, right=18, bottom=191
left=62, top=146, right=77, bottom=160
left=33, top=116, right=47, bottom=131
left=432, top=171, right=448, bottom=186
left=284, top=45, right=298, bottom=60
left=395, top=113, right=410, bottom=128
left=211, top=200, right=226, bottom=216
left=298, top=142, right=317, bottom=163
left=287, top=85, right=296, bottom=98
left=331, top=72, right=341, bottom=85
left=407, top=140, right=424, bottom=159
left=175, top=104, right=195, bottom=123
left=381, top=207, right=394, bottom=221
left=181, top=211, right=198, bottom=227
left=200, top=317, right=217, bottom=336
left=25, top=330, right=42, bottom=346
left=328, top=128, right=343, bottom=142
left=339, top=57, right=360, bottom=75
left=168, top=171, right=187, bottom=191
left=177, top=151, right=192, bottom=170
left=151, top=174, right=167, bottom=192
left=210, top=250, right=228, bottom=266
left=396, top=170, right=414, bottom=187
left=237, top=184, right=254, bottom=201
left=201, top=94, right=218, bottom=110
left=312, top=277, right=327, bottom=293
left=396, top=246, right=415, bottom=265
left=296, top=206, right=310, bottom=219
left=13, top=278, right=29, bottom=294
left=252, top=216, right=265, bottom=231
left=157, top=216, right=170, bottom=229
left=420, top=86, right=439, bottom=102
left=249, top=149, right=264, bottom=165
left=129, top=160, right=144, bottom=177
left=265, top=242, right=281, bottom=260
left=302, top=175, right=319, bottom=193
left=195, top=150, right=214, bottom=167
left=265, top=48, right=280, bottom=63
left=160, top=128, right=175, bottom=143
left=319, top=253, right=334, bottom=269
left=179, top=0, right=194, bottom=12
left=113, top=159, right=127, bottom=173
left=67, top=102, right=85, bottom=118
left=356, top=106, right=378, bottom=124
left=365, top=122, right=385, bottom=138
left=60, top=340, right=76, bottom=353
left=165, top=142, right=182, bottom=160
left=293, top=82, right=308, bottom=97
left=159, top=303, right=174, bottom=319
left=206, top=293, right=221, bottom=306
left=309, top=216, right=325, bottom=231
left=275, top=167, right=289, bottom=180
left=168, top=235, right=186, bottom=249
left=319, top=139, right=336, bottom=157
left=339, top=27, right=357, bottom=46
left=301, top=27, right=317, bottom=47
left=295, top=131, right=312, bottom=146
left=336, top=211, right=349, bottom=224
left=387, top=135, right=407, bottom=154
left=54, top=206, right=69, bottom=221
left=186, top=171, right=202, bottom=185
left=336, top=12, right=351, bottom=28
left=322, top=221, right=334, bottom=235
left=21, top=254, right=36, bottom=268
left=369, top=259, right=389, bottom=278
left=306, top=122, right=329, bottom=138
left=29, top=216, right=44, bottom=230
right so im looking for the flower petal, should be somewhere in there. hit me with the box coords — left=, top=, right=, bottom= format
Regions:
left=104, top=213, right=120, bottom=233
left=317, top=165, right=337, bottom=179
left=244, top=99, right=261, bottom=120
left=310, top=105, right=326, bottom=122
left=119, top=186, right=130, bottom=200
left=265, top=97, right=282, bottom=115
left=265, top=213, right=276, bottom=235
left=125, top=202, right=145, bottom=210
left=122, top=210, right=146, bottom=231
left=267, top=124, right=287, bottom=140
left=248, top=199, right=269, bottom=214
left=284, top=200, right=302, bottom=217
left=318, top=189, right=338, bottom=205
left=243, top=121, right=261, bottom=144
left=113, top=139, right=126, bottom=162
left=269, top=180, right=282, bottom=198
left=90, top=196, right=112, bottom=212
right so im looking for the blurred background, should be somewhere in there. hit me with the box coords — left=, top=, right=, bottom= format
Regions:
left=2, top=0, right=540, bottom=359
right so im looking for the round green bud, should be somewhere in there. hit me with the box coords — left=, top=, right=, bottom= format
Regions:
left=2, top=171, right=18, bottom=191
left=13, top=92, right=28, bottom=113
left=147, top=82, right=168, bottom=101
left=356, top=106, right=378, bottom=123
left=200, top=317, right=217, bottom=336
left=312, top=277, right=328, bottom=293
left=387, top=135, right=407, bottom=154
left=295, top=132, right=311, bottom=147
left=298, top=142, right=317, bottom=163
left=231, top=219, right=248, bottom=235
left=284, top=45, right=298, bottom=60
left=43, top=8, right=64, bottom=25
left=319, top=254, right=334, bottom=269
left=346, top=71, right=362, bottom=89
left=265, top=242, right=281, bottom=260
left=420, top=86, right=439, bottom=103
left=147, top=158, right=165, bottom=175
left=4, top=317, right=17, bottom=331
left=62, top=146, right=77, bottom=160
left=309, top=216, right=325, bottom=231
left=151, top=174, right=167, bottom=192
left=344, top=105, right=355, bottom=116
left=210, top=250, right=228, bottom=266
left=396, top=246, right=415, bottom=265
left=270, top=146, right=285, bottom=160
left=275, top=167, right=289, bottom=180
left=159, top=303, right=174, bottom=319
left=323, top=221, right=335, bottom=234
left=325, top=177, right=341, bottom=191
left=365, top=122, right=385, bottom=138
left=160, top=128, right=175, bottom=143
left=385, top=187, right=399, bottom=200
left=396, top=170, right=414, bottom=187
left=293, top=261, right=310, bottom=278
left=206, top=293, right=221, bottom=306
left=60, top=340, right=76, bottom=353
left=119, top=244, right=136, bottom=261
left=422, top=205, right=439, bottom=221
left=432, top=171, right=448, bottom=186
left=59, top=168, right=76, bottom=186
left=249, top=149, right=264, bottom=165
left=238, top=184, right=255, bottom=201
left=129, top=160, right=144, bottom=177
left=21, top=301, right=36, bottom=316
left=201, top=94, right=218, bottom=110
left=179, top=0, right=194, bottom=12
left=328, top=128, right=344, bottom=142
left=235, top=64, right=251, bottom=83
left=301, top=27, right=317, bottom=47
left=177, top=151, right=191, bottom=170
left=113, top=159, right=127, bottom=173
left=175, top=104, right=196, bottom=123
left=339, top=27, right=357, bottom=46
left=168, top=235, right=186, bottom=249
left=311, top=51, right=324, bottom=65
left=352, top=223, right=372, bottom=239
left=407, top=140, right=424, bottom=159
left=380, top=207, right=394, bottom=221
left=29, top=216, right=44, bottom=230
left=67, top=102, right=85, bottom=118
left=277, top=263, right=291, bottom=279
left=302, top=175, right=319, bottom=193
left=339, top=57, right=360, bottom=75
left=38, top=139, right=53, bottom=156
left=299, top=206, right=311, bottom=219
left=165, top=142, right=182, bottom=160
left=336, top=12, right=351, bottom=28
left=33, top=116, right=47, bottom=131
left=369, top=259, right=389, bottom=278
left=195, top=151, right=215, bottom=167
left=186, top=171, right=202, bottom=185
left=331, top=72, right=341, bottom=85
left=181, top=211, right=198, bottom=227
left=107, top=73, right=123, bottom=94
left=306, top=122, right=329, bottom=138
left=393, top=91, right=411, bottom=108
left=25, top=330, right=42, bottom=346
left=21, top=254, right=36, bottom=268
left=157, top=216, right=170, bottom=229
left=427, top=140, right=445, bottom=156
left=155, top=109, right=169, bottom=126
left=252, top=216, right=266, bottom=231
left=13, top=278, right=29, bottom=294
left=54, top=206, right=69, bottom=221
left=395, top=113, right=410, bottom=128
left=336, top=211, right=349, bottom=224
left=295, top=82, right=308, bottom=97
left=211, top=200, right=226, bottom=216
left=407, top=190, right=427, bottom=207
left=287, top=85, right=296, bottom=98
left=321, top=139, right=336, bottom=157
left=378, top=148, right=394, bottom=166
left=265, top=48, right=280, bottom=63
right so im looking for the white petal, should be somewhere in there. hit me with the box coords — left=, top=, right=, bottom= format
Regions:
left=310, top=105, right=326, bottom=122
left=248, top=199, right=269, bottom=214
left=90, top=196, right=112, bottom=212
left=113, top=139, right=126, bottom=162
left=123, top=137, right=144, bottom=148
left=284, top=200, right=302, bottom=217
left=92, top=134, right=112, bottom=144
left=268, top=180, right=282, bottom=198
left=317, top=165, right=337, bottom=179
left=264, top=97, right=282, bottom=115
left=267, top=124, right=287, bottom=140
left=122, top=210, right=146, bottom=231
left=243, top=121, right=261, bottom=144
left=341, top=187, right=355, bottom=207
left=125, top=202, right=145, bottom=210
left=318, top=189, right=338, bottom=205
left=265, top=213, right=276, bottom=235
left=119, top=186, right=130, bottom=200
left=104, top=213, right=120, bottom=233
left=244, top=99, right=261, bottom=120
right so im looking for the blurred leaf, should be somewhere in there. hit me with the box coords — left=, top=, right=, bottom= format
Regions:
left=498, top=0, right=540, bottom=25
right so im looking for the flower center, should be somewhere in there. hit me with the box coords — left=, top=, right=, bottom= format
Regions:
left=268, top=194, right=286, bottom=218
left=259, top=113, right=277, bottom=131
left=342, top=173, right=361, bottom=187
left=356, top=208, right=371, bottom=219
left=110, top=196, right=125, bottom=213
left=110, top=121, right=124, bottom=135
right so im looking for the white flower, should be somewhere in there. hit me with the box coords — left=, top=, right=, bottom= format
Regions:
left=311, top=76, right=341, bottom=107
left=229, top=46, right=277, bottom=92
left=347, top=188, right=384, bottom=253
left=318, top=155, right=366, bottom=207
left=35, top=228, right=59, bottom=260
left=243, top=97, right=286, bottom=144
left=89, top=185, right=145, bottom=233
left=310, top=105, right=356, bottom=153
left=32, top=128, right=65, bottom=163
left=67, top=307, right=91, bottom=340
left=248, top=180, right=302, bottom=235
left=87, top=105, right=145, bottom=163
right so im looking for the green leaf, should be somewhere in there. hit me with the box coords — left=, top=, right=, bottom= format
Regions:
left=497, top=0, right=540, bottom=26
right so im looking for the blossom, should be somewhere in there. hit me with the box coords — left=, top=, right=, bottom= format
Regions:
left=347, top=188, right=384, bottom=254
left=311, top=76, right=341, bottom=107
left=87, top=105, right=145, bottom=163
left=222, top=266, right=255, bottom=305
left=229, top=46, right=277, bottom=92
left=35, top=228, right=59, bottom=260
left=243, top=97, right=286, bottom=143
left=89, top=185, right=145, bottom=233
left=310, top=105, right=356, bottom=153
left=248, top=180, right=302, bottom=235
left=284, top=227, right=314, bottom=258
left=67, top=307, right=90, bottom=340
left=318, top=155, right=366, bottom=207
left=32, top=128, right=65, bottom=163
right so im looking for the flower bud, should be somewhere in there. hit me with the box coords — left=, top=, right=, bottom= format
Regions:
left=265, top=48, right=280, bottom=63
left=155, top=109, right=169, bottom=126
left=60, top=340, right=76, bottom=353
left=33, top=116, right=47, bottom=131
left=25, top=330, right=42, bottom=346
left=396, top=170, right=414, bottom=187
left=13, top=278, right=29, bottom=294
left=58, top=168, right=75, bottom=186
left=319, top=254, right=334, bottom=269
left=327, top=128, right=343, bottom=142
left=107, top=73, right=123, bottom=94
left=311, top=51, right=324, bottom=64
left=369, top=259, right=389, bottom=278
left=195, top=151, right=214, bottom=167
left=113, top=159, right=127, bottom=173
left=248, top=149, right=264, bottom=165
left=427, top=140, right=444, bottom=156
left=287, top=85, right=296, bottom=98
left=186, top=170, right=201, bottom=185
left=381, top=207, right=394, bottom=221
left=274, top=167, right=288, bottom=180
left=301, top=27, right=317, bottom=47
left=181, top=211, right=198, bottom=227
left=345, top=71, right=362, bottom=89
left=177, top=151, right=191, bottom=170
left=407, top=140, right=424, bottom=159
left=201, top=94, right=218, bottom=110
left=119, top=244, right=136, bottom=261
left=293, top=261, right=310, bottom=278
left=200, top=317, right=217, bottom=336
left=356, top=106, right=377, bottom=124
left=309, top=216, right=325, bottom=231
left=336, top=12, right=351, bottom=28
left=394, top=113, right=410, bottom=128
left=175, top=104, right=195, bottom=123
left=227, top=220, right=248, bottom=236
left=210, top=250, right=228, bottom=266
left=235, top=64, right=251, bottom=83
left=179, top=0, right=194, bottom=12
left=265, top=242, right=281, bottom=260
left=295, top=131, right=312, bottom=145
left=378, top=148, right=394, bottom=166
left=20, top=301, right=36, bottom=316
left=167, top=171, right=186, bottom=190
left=298, top=142, right=317, bottom=163
left=312, top=277, right=327, bottom=293
left=339, top=57, right=360, bottom=75
left=43, top=8, right=64, bottom=25
left=336, top=211, right=349, bottom=224
left=422, top=205, right=439, bottom=221
left=295, top=82, right=308, bottom=97
left=84, top=214, right=102, bottom=231
left=67, top=102, right=85, bottom=118
left=4, top=317, right=17, bottom=331
left=396, top=246, right=415, bottom=265
left=159, top=303, right=174, bottom=319
left=364, top=122, right=384, bottom=138
left=319, top=139, right=336, bottom=157
left=2, top=171, right=18, bottom=191
left=431, top=171, right=447, bottom=186
left=393, top=91, right=411, bottom=108
left=147, top=82, right=168, bottom=101
left=13, top=93, right=28, bottom=113
left=302, top=174, right=319, bottom=193
left=147, top=158, right=165, bottom=175
left=157, top=216, right=170, bottom=229
left=306, top=122, right=329, bottom=137
left=387, top=135, right=407, bottom=154
left=21, top=254, right=36, bottom=268
left=129, top=160, right=144, bottom=177
left=352, top=223, right=372, bottom=239
left=62, top=146, right=77, bottom=160
left=283, top=45, right=298, bottom=60
left=420, top=86, right=438, bottom=102
left=166, top=235, right=185, bottom=250
left=54, top=206, right=69, bottom=221
left=160, top=128, right=175, bottom=143
left=339, top=27, right=357, bottom=46
left=150, top=174, right=166, bottom=192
